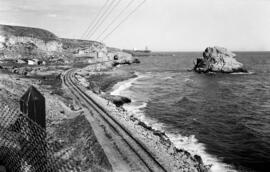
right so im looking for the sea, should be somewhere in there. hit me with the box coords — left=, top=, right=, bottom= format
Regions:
left=110, top=52, right=270, bottom=172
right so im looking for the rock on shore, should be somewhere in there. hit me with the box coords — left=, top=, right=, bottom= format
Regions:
left=193, top=46, right=247, bottom=73
left=103, top=94, right=131, bottom=107
left=111, top=51, right=140, bottom=66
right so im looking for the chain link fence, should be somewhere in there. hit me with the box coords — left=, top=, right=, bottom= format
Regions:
left=0, top=104, right=81, bottom=172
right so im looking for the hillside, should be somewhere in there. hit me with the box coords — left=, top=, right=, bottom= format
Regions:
left=0, top=24, right=136, bottom=70
left=60, top=38, right=107, bottom=56
left=0, top=24, right=58, bottom=42
left=61, top=38, right=103, bottom=50
left=0, top=24, right=109, bottom=60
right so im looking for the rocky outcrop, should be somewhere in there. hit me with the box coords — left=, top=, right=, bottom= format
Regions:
left=193, top=46, right=247, bottom=73
left=0, top=24, right=133, bottom=66
left=1, top=36, right=62, bottom=52
left=110, top=51, right=140, bottom=66
left=0, top=25, right=62, bottom=54
left=104, top=95, right=131, bottom=107
left=61, top=38, right=108, bottom=59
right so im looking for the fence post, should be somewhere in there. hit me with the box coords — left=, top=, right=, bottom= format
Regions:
left=20, top=85, right=46, bottom=171
left=20, top=85, right=46, bottom=129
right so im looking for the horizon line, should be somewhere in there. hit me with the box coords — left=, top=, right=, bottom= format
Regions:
left=145, top=50, right=270, bottom=53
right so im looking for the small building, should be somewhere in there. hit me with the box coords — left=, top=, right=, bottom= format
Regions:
left=33, top=59, right=40, bottom=63
left=27, top=59, right=44, bottom=65
left=16, top=59, right=27, bottom=64
left=97, top=52, right=104, bottom=58
left=27, top=60, right=36, bottom=65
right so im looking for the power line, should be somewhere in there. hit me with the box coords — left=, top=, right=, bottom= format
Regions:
left=87, top=0, right=123, bottom=40
left=95, top=0, right=134, bottom=41
left=84, top=0, right=115, bottom=40
left=101, top=0, right=146, bottom=42
left=80, top=0, right=110, bottom=39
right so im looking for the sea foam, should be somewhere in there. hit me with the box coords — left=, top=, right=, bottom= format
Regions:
left=167, top=133, right=236, bottom=172
left=230, top=71, right=255, bottom=75
left=110, top=72, right=144, bottom=96
left=109, top=72, right=237, bottom=172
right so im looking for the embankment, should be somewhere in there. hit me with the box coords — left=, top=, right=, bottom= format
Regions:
left=0, top=72, right=112, bottom=171
left=75, top=63, right=210, bottom=172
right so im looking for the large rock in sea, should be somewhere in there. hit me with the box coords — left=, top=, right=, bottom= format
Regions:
left=193, top=46, right=247, bottom=73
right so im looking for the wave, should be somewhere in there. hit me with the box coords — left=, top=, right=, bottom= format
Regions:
left=110, top=72, right=144, bottom=96
left=230, top=71, right=255, bottom=75
left=162, top=76, right=173, bottom=80
left=123, top=101, right=236, bottom=171
left=124, top=102, right=147, bottom=121
left=167, top=133, right=237, bottom=172
left=124, top=102, right=166, bottom=132
left=109, top=71, right=237, bottom=172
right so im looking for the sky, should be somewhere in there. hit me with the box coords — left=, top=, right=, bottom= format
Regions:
left=0, top=0, right=270, bottom=51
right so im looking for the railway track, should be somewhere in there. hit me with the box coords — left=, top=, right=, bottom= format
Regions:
left=63, top=68, right=167, bottom=172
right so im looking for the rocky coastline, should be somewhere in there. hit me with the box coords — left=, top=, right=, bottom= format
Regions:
left=1, top=24, right=210, bottom=171
left=75, top=62, right=211, bottom=172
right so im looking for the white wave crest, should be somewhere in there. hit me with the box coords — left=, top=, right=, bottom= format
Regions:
left=110, top=72, right=145, bottom=96
left=167, top=133, right=237, bottom=172
left=110, top=71, right=237, bottom=172
left=230, top=71, right=255, bottom=75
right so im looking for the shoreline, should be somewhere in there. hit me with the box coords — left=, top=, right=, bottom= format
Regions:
left=107, top=72, right=238, bottom=172
left=76, top=63, right=210, bottom=171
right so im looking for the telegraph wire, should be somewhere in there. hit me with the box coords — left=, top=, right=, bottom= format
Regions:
left=85, top=0, right=115, bottom=39
left=80, top=0, right=110, bottom=39
left=87, top=0, right=122, bottom=40
left=101, top=0, right=146, bottom=42
left=95, top=0, right=134, bottom=41
left=85, top=0, right=114, bottom=39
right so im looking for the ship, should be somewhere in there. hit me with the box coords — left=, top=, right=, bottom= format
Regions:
left=123, top=46, right=151, bottom=57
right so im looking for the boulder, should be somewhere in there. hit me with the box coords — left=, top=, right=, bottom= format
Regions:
left=105, top=95, right=131, bottom=107
left=133, top=58, right=140, bottom=64
left=111, top=51, right=140, bottom=66
left=193, top=46, right=247, bottom=73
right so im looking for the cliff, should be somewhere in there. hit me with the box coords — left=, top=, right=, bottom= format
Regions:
left=0, top=24, right=132, bottom=63
left=0, top=25, right=62, bottom=51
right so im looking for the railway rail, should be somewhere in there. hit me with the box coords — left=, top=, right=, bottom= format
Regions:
left=63, top=68, right=167, bottom=172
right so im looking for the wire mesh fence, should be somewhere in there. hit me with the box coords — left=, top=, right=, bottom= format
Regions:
left=0, top=104, right=81, bottom=172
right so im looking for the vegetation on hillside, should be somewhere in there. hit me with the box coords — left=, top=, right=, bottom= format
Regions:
left=0, top=24, right=58, bottom=42
left=60, top=38, right=104, bottom=50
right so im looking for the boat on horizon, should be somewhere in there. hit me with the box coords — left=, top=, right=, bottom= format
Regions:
left=123, top=46, right=152, bottom=57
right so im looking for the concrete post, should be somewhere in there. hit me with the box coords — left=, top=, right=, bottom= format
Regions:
left=20, top=86, right=46, bottom=129
left=20, top=85, right=47, bottom=171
